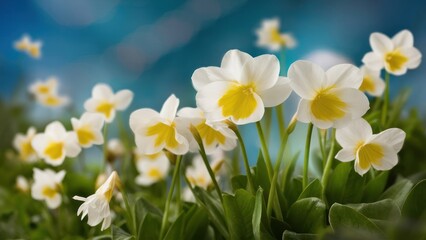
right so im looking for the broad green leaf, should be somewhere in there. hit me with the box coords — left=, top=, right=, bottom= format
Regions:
left=286, top=197, right=326, bottom=233
left=137, top=213, right=161, bottom=240
left=231, top=175, right=247, bottom=192
left=362, top=171, right=389, bottom=202
left=252, top=188, right=274, bottom=240
left=134, top=197, right=162, bottom=232
left=329, top=203, right=382, bottom=237
left=347, top=199, right=400, bottom=221
left=111, top=225, right=134, bottom=240
left=282, top=230, right=317, bottom=240
left=285, top=177, right=303, bottom=207
left=379, top=178, right=413, bottom=208
left=223, top=189, right=256, bottom=240
left=298, top=179, right=322, bottom=200
left=402, top=179, right=426, bottom=220
left=163, top=212, right=185, bottom=240
left=326, top=162, right=365, bottom=205
left=183, top=205, right=209, bottom=240
left=255, top=152, right=271, bottom=195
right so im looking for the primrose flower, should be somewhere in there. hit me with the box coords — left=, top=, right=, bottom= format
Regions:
left=288, top=60, right=369, bottom=129
left=255, top=18, right=296, bottom=51
left=359, top=65, right=385, bottom=97
left=186, top=153, right=224, bottom=190
left=29, top=77, right=69, bottom=108
left=177, top=107, right=237, bottom=154
left=32, top=121, right=81, bottom=166
left=107, top=138, right=125, bottom=158
left=73, top=171, right=118, bottom=231
left=16, top=175, right=30, bottom=193
left=71, top=112, right=105, bottom=148
left=362, top=30, right=422, bottom=75
left=129, top=94, right=189, bottom=155
left=193, top=49, right=292, bottom=125
left=13, top=127, right=38, bottom=162
left=135, top=151, right=170, bottom=186
left=335, top=118, right=406, bottom=175
left=14, top=34, right=42, bottom=59
left=84, top=84, right=133, bottom=123
left=31, top=168, right=66, bottom=209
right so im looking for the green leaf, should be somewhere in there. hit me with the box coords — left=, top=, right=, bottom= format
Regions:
left=326, top=162, right=365, bottom=204
left=252, top=188, right=274, bottom=240
left=134, top=197, right=162, bottom=231
left=380, top=178, right=413, bottom=208
left=285, top=177, right=303, bottom=207
left=362, top=172, right=389, bottom=203
left=298, top=179, right=322, bottom=200
left=254, top=152, right=271, bottom=195
left=402, top=179, right=426, bottom=220
left=223, top=189, right=256, bottom=240
left=347, top=199, right=400, bottom=221
left=111, top=225, right=134, bottom=240
left=329, top=203, right=382, bottom=237
left=231, top=175, right=247, bottom=192
left=137, top=213, right=161, bottom=240
left=282, top=230, right=317, bottom=240
left=163, top=212, right=185, bottom=240
left=286, top=197, right=326, bottom=233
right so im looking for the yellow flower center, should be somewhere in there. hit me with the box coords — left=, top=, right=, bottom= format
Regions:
left=218, top=83, right=258, bottom=121
left=270, top=28, right=285, bottom=45
left=42, top=186, right=57, bottom=198
left=147, top=168, right=163, bottom=180
left=357, top=142, right=384, bottom=170
left=146, top=122, right=179, bottom=148
left=311, top=87, right=347, bottom=121
left=20, top=140, right=35, bottom=160
left=43, top=95, right=61, bottom=106
left=44, top=141, right=64, bottom=160
left=16, top=41, right=28, bottom=50
left=96, top=101, right=114, bottom=118
left=195, top=121, right=226, bottom=146
left=385, top=49, right=408, bottom=72
left=28, top=45, right=40, bottom=58
left=359, top=75, right=376, bottom=93
left=76, top=126, right=96, bottom=145
left=146, top=152, right=162, bottom=161
left=37, top=85, right=50, bottom=94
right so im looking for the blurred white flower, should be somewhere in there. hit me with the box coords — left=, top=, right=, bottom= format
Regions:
left=31, top=168, right=66, bottom=209
left=135, top=151, right=170, bottom=186
left=107, top=138, right=125, bottom=157
left=73, top=171, right=118, bottom=231
left=130, top=94, right=189, bottom=155
left=29, top=77, right=70, bottom=108
left=362, top=30, right=422, bottom=75
left=16, top=175, right=30, bottom=193
left=84, top=84, right=133, bottom=123
left=185, top=153, right=224, bottom=190
left=32, top=121, right=81, bottom=166
left=335, top=118, right=405, bottom=175
left=13, top=127, right=38, bottom=162
left=14, top=34, right=42, bottom=59
left=256, top=18, right=296, bottom=51
left=71, top=112, right=105, bottom=148
left=359, top=65, right=385, bottom=97
left=193, top=49, right=292, bottom=125
left=177, top=107, right=237, bottom=154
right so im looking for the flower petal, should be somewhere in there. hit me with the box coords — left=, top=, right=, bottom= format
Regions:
left=295, top=99, right=311, bottom=123
left=362, top=52, right=384, bottom=71
left=370, top=32, right=393, bottom=55
left=160, top=94, right=179, bottom=122
left=370, top=128, right=406, bottom=152
left=258, top=77, right=292, bottom=107
left=92, top=83, right=114, bottom=100
left=220, top=49, right=252, bottom=74
left=192, top=67, right=234, bottom=92
left=288, top=60, right=324, bottom=99
left=196, top=81, right=232, bottom=123
left=402, top=47, right=422, bottom=69
left=114, top=89, right=133, bottom=110
left=129, top=109, right=160, bottom=133
left=325, top=64, right=363, bottom=89
left=240, top=54, right=279, bottom=91
left=371, top=146, right=398, bottom=171
left=335, top=149, right=356, bottom=162
left=392, top=30, right=413, bottom=49
left=336, top=118, right=372, bottom=149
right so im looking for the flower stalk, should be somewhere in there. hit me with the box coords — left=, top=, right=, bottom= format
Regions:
left=303, top=123, right=314, bottom=189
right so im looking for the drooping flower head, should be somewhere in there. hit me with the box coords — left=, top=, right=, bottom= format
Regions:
left=359, top=65, right=385, bottom=97
left=14, top=34, right=42, bottom=59
left=129, top=94, right=189, bottom=155
left=193, top=49, right=292, bottom=125
left=362, top=30, right=422, bottom=75
left=255, top=18, right=296, bottom=52
left=71, top=112, right=105, bottom=148
left=335, top=118, right=406, bottom=175
left=177, top=107, right=237, bottom=154
left=289, top=60, right=369, bottom=129
left=84, top=84, right=134, bottom=123
left=13, top=127, right=38, bottom=162
left=73, top=171, right=119, bottom=231
left=31, top=168, right=66, bottom=209
left=32, top=121, right=81, bottom=166
left=134, top=150, right=170, bottom=186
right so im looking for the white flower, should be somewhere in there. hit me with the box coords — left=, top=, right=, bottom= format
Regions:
left=16, top=175, right=30, bottom=192
left=255, top=18, right=296, bottom=51
left=193, top=49, right=292, bottom=125
left=14, top=34, right=42, bottom=59
left=129, top=94, right=189, bottom=155
left=177, top=107, right=237, bottom=154
left=107, top=138, right=125, bottom=157
left=36, top=93, right=70, bottom=108
left=362, top=30, right=422, bottom=75
left=73, top=171, right=118, bottom=231
left=186, top=154, right=224, bottom=189
left=32, top=121, right=81, bottom=166
left=359, top=65, right=385, bottom=97
left=335, top=118, right=406, bottom=176
left=71, top=113, right=105, bottom=148
left=29, top=77, right=70, bottom=108
left=13, top=127, right=38, bottom=162
left=135, top=151, right=170, bottom=186
left=288, top=60, right=369, bottom=129
left=31, top=168, right=66, bottom=209
left=84, top=84, right=134, bottom=123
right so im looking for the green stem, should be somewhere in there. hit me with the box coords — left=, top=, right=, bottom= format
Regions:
left=255, top=122, right=273, bottom=179
left=119, top=185, right=136, bottom=235
left=276, top=104, right=285, bottom=140
left=159, top=155, right=183, bottom=239
left=303, top=123, right=314, bottom=189
left=103, top=124, right=108, bottom=168
left=321, top=129, right=336, bottom=189
left=381, top=72, right=390, bottom=127
left=233, top=127, right=255, bottom=194
left=263, top=108, right=273, bottom=142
